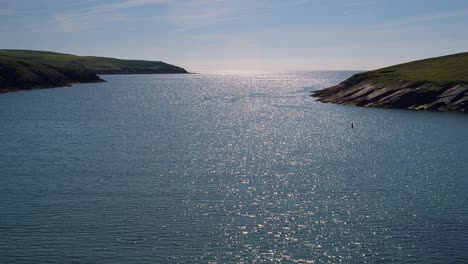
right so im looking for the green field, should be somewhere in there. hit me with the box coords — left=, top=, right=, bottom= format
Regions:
left=0, top=50, right=188, bottom=74
left=356, top=52, right=468, bottom=85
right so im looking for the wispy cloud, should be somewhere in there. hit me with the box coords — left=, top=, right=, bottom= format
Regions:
left=53, top=0, right=167, bottom=33
left=160, top=0, right=313, bottom=30
left=54, top=12, right=129, bottom=33
left=161, top=0, right=237, bottom=29
left=52, top=0, right=311, bottom=33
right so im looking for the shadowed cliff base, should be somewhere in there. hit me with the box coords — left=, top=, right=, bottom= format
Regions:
left=312, top=52, right=468, bottom=113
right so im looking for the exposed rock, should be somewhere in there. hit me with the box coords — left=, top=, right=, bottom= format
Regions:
left=312, top=79, right=468, bottom=113
left=313, top=52, right=468, bottom=113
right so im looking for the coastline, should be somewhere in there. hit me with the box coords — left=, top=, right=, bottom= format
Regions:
left=312, top=76, right=468, bottom=113
left=312, top=52, right=468, bottom=113
left=0, top=50, right=190, bottom=94
left=0, top=80, right=106, bottom=94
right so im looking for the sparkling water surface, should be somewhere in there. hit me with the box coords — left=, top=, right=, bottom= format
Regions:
left=0, top=72, right=467, bottom=263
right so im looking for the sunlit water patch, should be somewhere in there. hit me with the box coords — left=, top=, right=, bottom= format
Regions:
left=0, top=71, right=467, bottom=263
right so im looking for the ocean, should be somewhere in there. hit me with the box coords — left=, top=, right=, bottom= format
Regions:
left=0, top=71, right=467, bottom=263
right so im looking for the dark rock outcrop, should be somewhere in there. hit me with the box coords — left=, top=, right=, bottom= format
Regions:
left=312, top=76, right=468, bottom=112
left=312, top=52, right=468, bottom=113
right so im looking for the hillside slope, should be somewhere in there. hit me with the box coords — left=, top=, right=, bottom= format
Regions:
left=0, top=50, right=189, bottom=74
left=312, top=52, right=468, bottom=112
left=0, top=56, right=104, bottom=93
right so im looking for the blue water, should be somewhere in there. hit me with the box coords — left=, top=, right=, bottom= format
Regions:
left=0, top=72, right=467, bottom=263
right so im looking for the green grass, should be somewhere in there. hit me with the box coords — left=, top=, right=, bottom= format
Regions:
left=356, top=52, right=468, bottom=85
left=0, top=50, right=188, bottom=74
left=0, top=55, right=62, bottom=81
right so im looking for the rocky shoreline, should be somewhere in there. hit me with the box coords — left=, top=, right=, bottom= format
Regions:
left=312, top=73, right=468, bottom=112
left=0, top=50, right=191, bottom=94
left=312, top=50, right=468, bottom=114
left=312, top=75, right=468, bottom=112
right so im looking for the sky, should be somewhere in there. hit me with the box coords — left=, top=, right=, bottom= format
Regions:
left=1, top=0, right=468, bottom=71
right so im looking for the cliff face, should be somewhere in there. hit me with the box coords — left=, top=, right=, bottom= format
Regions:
left=0, top=57, right=104, bottom=93
left=312, top=52, right=468, bottom=113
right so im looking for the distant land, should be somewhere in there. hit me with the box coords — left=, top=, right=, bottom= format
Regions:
left=0, top=50, right=189, bottom=93
left=312, top=52, right=468, bottom=113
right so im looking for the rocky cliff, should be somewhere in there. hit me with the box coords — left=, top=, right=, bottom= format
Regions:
left=312, top=52, right=468, bottom=113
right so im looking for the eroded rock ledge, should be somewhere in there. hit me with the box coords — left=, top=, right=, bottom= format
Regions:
left=312, top=74, right=468, bottom=112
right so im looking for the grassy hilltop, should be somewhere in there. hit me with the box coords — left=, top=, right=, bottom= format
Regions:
left=313, top=52, right=468, bottom=112
left=356, top=52, right=468, bottom=85
left=0, top=50, right=188, bottom=74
